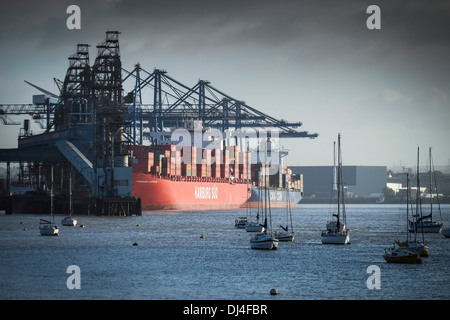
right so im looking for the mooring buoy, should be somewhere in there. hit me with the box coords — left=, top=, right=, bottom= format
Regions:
left=270, top=288, right=278, bottom=295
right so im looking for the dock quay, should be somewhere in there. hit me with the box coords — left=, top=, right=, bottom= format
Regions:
left=0, top=195, right=141, bottom=216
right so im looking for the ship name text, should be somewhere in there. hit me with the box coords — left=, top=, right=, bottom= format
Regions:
left=194, top=185, right=219, bottom=200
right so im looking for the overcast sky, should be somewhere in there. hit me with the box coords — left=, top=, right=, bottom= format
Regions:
left=1, top=0, right=449, bottom=170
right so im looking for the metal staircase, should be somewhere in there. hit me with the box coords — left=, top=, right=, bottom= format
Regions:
left=55, top=140, right=96, bottom=186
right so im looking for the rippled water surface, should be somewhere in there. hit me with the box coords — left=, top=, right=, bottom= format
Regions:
left=1, top=204, right=449, bottom=300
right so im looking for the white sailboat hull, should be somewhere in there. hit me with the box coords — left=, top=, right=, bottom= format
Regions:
left=321, top=134, right=350, bottom=246
left=409, top=221, right=443, bottom=233
left=245, top=222, right=265, bottom=232
left=39, top=224, right=59, bottom=236
left=250, top=233, right=278, bottom=250
left=61, top=217, right=77, bottom=227
left=275, top=231, right=295, bottom=242
left=321, top=230, right=350, bottom=245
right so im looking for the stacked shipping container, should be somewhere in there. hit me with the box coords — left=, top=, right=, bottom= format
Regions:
left=130, top=144, right=251, bottom=182
left=129, top=144, right=302, bottom=193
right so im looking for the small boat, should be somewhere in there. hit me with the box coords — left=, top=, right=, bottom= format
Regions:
left=39, top=219, right=59, bottom=236
left=321, top=134, right=350, bottom=245
left=409, top=219, right=443, bottom=234
left=245, top=221, right=265, bottom=233
left=405, top=147, right=431, bottom=256
left=274, top=230, right=295, bottom=242
left=61, top=213, right=77, bottom=227
left=250, top=232, right=278, bottom=250
left=39, top=166, right=59, bottom=236
left=321, top=229, right=350, bottom=245
left=275, top=184, right=295, bottom=242
left=408, top=147, right=444, bottom=234
left=244, top=164, right=265, bottom=233
left=250, top=139, right=278, bottom=250
left=61, top=172, right=77, bottom=227
left=395, top=240, right=429, bottom=257
left=234, top=216, right=248, bottom=229
left=384, top=170, right=427, bottom=262
left=383, top=244, right=421, bottom=264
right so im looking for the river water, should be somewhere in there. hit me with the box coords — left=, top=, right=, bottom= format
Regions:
left=0, top=204, right=449, bottom=301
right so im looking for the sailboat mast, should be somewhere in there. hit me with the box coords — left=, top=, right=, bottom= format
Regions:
left=288, top=182, right=293, bottom=232
left=69, top=170, right=73, bottom=216
left=263, top=138, right=268, bottom=231
left=415, top=146, right=425, bottom=242
left=266, top=138, right=273, bottom=233
left=337, top=135, right=341, bottom=218
left=428, top=147, right=433, bottom=220
left=50, top=165, right=54, bottom=223
left=337, top=133, right=346, bottom=225
left=406, top=173, right=410, bottom=241
left=430, top=147, right=443, bottom=222
left=333, top=141, right=337, bottom=194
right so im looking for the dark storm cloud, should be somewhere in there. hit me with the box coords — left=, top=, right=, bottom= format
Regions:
left=2, top=0, right=449, bottom=55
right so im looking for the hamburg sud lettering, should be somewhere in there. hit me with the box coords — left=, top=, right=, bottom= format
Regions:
left=194, top=185, right=219, bottom=200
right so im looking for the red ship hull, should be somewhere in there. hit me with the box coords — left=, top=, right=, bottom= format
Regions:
left=133, top=173, right=249, bottom=211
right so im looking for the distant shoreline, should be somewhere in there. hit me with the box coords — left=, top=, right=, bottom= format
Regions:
left=299, top=197, right=450, bottom=205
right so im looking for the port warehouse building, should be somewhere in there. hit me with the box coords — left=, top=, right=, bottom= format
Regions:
left=289, top=166, right=387, bottom=198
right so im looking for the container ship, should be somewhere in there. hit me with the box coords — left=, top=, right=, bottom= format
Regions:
left=130, top=143, right=250, bottom=210
left=129, top=122, right=303, bottom=211
left=130, top=146, right=303, bottom=211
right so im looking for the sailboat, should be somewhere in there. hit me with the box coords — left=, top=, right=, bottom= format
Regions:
left=61, top=171, right=77, bottom=227
left=245, top=213, right=265, bottom=232
left=39, top=166, right=59, bottom=236
left=383, top=242, right=421, bottom=264
left=408, top=147, right=443, bottom=234
left=321, top=133, right=350, bottom=245
left=410, top=148, right=430, bottom=256
left=383, top=173, right=422, bottom=263
left=275, top=182, right=295, bottom=241
left=245, top=185, right=265, bottom=232
left=234, top=216, right=248, bottom=228
left=250, top=139, right=278, bottom=250
left=395, top=166, right=429, bottom=257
